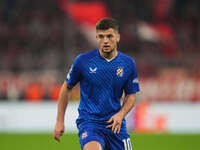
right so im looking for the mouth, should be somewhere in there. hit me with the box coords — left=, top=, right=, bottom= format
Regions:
left=103, top=45, right=110, bottom=49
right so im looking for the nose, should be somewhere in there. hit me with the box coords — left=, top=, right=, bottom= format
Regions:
left=103, top=37, right=109, bottom=43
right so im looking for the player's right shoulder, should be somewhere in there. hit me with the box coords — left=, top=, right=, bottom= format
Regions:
left=74, top=49, right=98, bottom=63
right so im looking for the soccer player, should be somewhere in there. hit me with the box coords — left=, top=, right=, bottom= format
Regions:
left=53, top=18, right=140, bottom=150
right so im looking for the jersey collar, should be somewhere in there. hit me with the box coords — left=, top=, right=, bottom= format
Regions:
left=97, top=49, right=119, bottom=62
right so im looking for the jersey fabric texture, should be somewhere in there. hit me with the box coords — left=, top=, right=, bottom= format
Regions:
left=66, top=49, right=139, bottom=149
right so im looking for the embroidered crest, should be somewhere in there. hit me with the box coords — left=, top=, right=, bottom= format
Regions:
left=116, top=67, right=123, bottom=77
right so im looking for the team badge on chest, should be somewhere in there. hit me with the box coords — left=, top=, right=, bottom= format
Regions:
left=116, top=67, right=123, bottom=77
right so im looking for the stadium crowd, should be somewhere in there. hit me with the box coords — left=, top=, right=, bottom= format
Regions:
left=0, top=0, right=200, bottom=102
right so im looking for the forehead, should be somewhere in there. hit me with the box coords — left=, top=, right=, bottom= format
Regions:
left=96, top=28, right=117, bottom=35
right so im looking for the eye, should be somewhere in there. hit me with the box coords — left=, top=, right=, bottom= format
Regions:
left=107, top=34, right=113, bottom=38
left=98, top=35, right=104, bottom=39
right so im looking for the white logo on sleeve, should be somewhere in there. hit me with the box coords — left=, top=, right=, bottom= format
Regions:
left=67, top=73, right=70, bottom=80
left=66, top=65, right=73, bottom=80
left=89, top=67, right=97, bottom=73
left=132, top=78, right=139, bottom=83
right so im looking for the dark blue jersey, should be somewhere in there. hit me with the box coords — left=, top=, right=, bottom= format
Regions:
left=66, top=49, right=140, bottom=126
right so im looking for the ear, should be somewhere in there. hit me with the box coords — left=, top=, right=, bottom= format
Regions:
left=117, top=34, right=120, bottom=42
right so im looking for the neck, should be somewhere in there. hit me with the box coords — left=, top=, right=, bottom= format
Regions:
left=99, top=48, right=118, bottom=60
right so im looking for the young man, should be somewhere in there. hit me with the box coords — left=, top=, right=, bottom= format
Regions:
left=53, top=18, right=140, bottom=150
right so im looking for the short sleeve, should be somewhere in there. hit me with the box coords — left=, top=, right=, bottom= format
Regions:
left=65, top=55, right=82, bottom=87
left=124, top=58, right=140, bottom=95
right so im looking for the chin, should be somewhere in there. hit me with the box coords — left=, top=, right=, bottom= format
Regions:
left=102, top=48, right=112, bottom=53
left=103, top=50, right=111, bottom=53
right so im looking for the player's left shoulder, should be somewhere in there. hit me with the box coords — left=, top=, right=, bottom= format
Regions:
left=118, top=51, right=136, bottom=66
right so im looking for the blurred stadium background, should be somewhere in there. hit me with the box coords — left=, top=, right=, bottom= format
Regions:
left=0, top=0, right=200, bottom=150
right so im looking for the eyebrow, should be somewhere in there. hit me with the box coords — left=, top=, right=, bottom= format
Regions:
left=98, top=34, right=114, bottom=38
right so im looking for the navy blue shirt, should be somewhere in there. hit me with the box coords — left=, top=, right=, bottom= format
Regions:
left=66, top=49, right=140, bottom=126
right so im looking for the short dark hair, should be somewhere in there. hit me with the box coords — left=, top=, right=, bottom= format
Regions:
left=96, top=18, right=119, bottom=32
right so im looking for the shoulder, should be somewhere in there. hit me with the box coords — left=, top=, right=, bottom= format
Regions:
left=75, top=49, right=98, bottom=63
left=118, top=51, right=136, bottom=67
left=73, top=49, right=98, bottom=65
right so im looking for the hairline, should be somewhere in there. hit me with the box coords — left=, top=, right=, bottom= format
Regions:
left=96, top=28, right=119, bottom=34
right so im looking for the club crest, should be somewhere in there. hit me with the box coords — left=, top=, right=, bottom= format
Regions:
left=116, top=67, right=123, bottom=77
